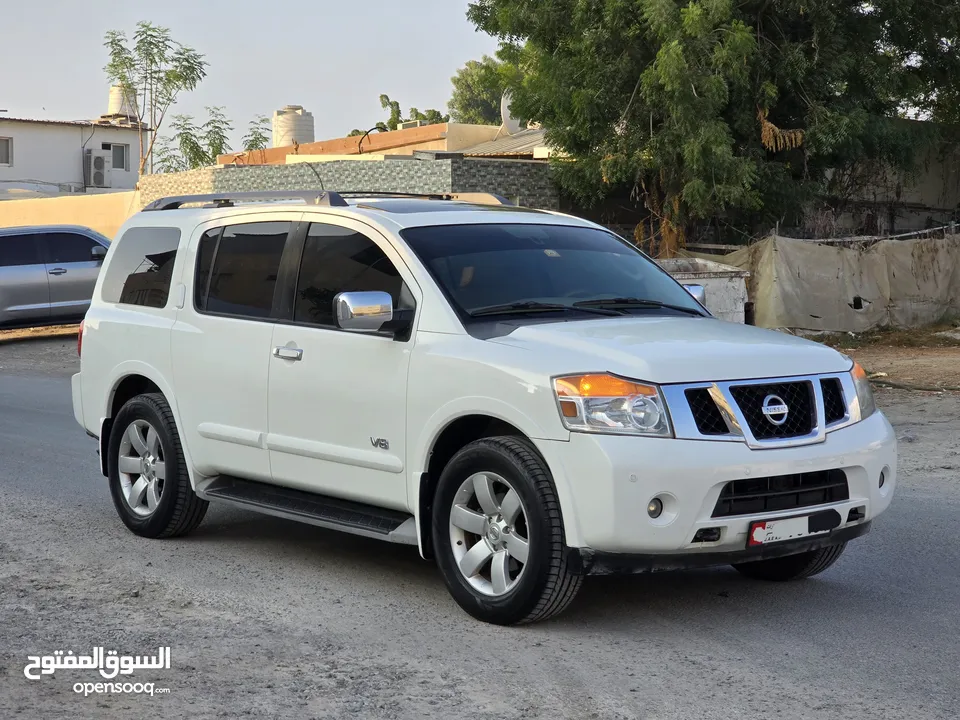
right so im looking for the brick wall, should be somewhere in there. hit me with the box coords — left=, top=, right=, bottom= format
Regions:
left=450, top=158, right=558, bottom=210
left=137, top=157, right=559, bottom=210
left=138, top=168, right=216, bottom=206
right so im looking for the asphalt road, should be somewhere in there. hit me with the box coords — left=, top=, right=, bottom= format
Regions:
left=1, top=342, right=958, bottom=719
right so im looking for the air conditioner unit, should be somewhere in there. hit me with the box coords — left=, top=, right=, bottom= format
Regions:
left=83, top=149, right=113, bottom=188
left=396, top=120, right=424, bottom=130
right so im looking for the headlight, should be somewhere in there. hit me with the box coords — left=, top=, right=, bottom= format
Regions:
left=850, top=361, right=877, bottom=421
left=553, top=373, right=673, bottom=437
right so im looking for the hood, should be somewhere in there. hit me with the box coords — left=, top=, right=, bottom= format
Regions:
left=487, top=316, right=851, bottom=384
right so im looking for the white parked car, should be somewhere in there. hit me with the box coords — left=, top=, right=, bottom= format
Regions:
left=72, top=191, right=897, bottom=625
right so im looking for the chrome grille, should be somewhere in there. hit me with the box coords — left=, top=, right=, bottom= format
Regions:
left=666, top=372, right=860, bottom=449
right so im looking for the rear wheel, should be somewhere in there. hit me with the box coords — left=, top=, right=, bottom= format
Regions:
left=432, top=436, right=582, bottom=625
left=108, top=393, right=208, bottom=539
left=732, top=543, right=847, bottom=581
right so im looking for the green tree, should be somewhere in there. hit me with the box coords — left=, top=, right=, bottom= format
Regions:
left=468, top=0, right=956, bottom=253
left=104, top=21, right=208, bottom=175
left=349, top=94, right=450, bottom=135
left=448, top=53, right=515, bottom=125
left=242, top=115, right=271, bottom=151
left=154, top=107, right=233, bottom=172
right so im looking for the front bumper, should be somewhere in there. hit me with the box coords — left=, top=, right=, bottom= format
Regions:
left=573, top=521, right=871, bottom=575
left=536, top=410, right=897, bottom=558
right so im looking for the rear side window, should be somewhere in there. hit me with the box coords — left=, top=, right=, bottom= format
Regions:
left=195, top=222, right=290, bottom=319
left=44, top=232, right=99, bottom=264
left=0, top=234, right=42, bottom=267
left=100, top=227, right=181, bottom=308
left=293, top=223, right=405, bottom=327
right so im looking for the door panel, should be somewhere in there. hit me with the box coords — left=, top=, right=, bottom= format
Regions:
left=42, top=232, right=103, bottom=317
left=267, top=219, right=418, bottom=510
left=0, top=234, right=50, bottom=325
left=171, top=217, right=300, bottom=481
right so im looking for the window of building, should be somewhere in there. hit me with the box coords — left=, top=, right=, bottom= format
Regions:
left=196, top=221, right=290, bottom=319
left=0, top=138, right=12, bottom=166
left=293, top=223, right=407, bottom=327
left=100, top=227, right=181, bottom=308
left=102, top=142, right=129, bottom=171
left=0, top=234, right=42, bottom=267
left=43, top=232, right=99, bottom=264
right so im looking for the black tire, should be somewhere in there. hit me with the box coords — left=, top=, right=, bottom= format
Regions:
left=432, top=436, right=583, bottom=625
left=732, top=543, right=847, bottom=582
left=108, top=393, right=208, bottom=539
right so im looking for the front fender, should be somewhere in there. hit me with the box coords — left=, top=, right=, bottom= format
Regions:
left=408, top=396, right=580, bottom=559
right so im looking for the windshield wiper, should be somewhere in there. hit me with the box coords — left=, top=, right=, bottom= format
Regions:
left=573, top=297, right=704, bottom=316
left=468, top=301, right=622, bottom=318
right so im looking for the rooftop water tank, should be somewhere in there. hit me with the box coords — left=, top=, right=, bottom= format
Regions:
left=107, top=85, right=138, bottom=119
left=272, top=105, right=315, bottom=148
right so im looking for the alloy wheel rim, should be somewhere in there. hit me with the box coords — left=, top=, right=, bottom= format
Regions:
left=449, top=472, right=530, bottom=597
left=117, top=419, right=165, bottom=517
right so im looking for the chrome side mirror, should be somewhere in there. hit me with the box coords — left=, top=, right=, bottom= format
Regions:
left=334, top=291, right=393, bottom=332
left=91, top=245, right=107, bottom=263
left=684, top=284, right=706, bottom=306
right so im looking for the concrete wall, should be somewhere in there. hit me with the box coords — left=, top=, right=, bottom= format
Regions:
left=0, top=120, right=144, bottom=192
left=138, top=157, right=560, bottom=210
left=0, top=190, right=140, bottom=239
left=817, top=143, right=960, bottom=235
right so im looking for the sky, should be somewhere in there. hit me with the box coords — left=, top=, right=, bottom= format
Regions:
left=1, top=0, right=499, bottom=147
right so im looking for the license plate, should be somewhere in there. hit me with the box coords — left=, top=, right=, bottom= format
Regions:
left=747, top=515, right=827, bottom=547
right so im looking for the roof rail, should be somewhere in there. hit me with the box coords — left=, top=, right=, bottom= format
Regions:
left=141, top=190, right=349, bottom=211
left=335, top=191, right=454, bottom=200
left=337, top=190, right=515, bottom=206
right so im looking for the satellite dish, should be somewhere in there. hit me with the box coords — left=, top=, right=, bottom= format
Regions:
left=500, top=91, right=525, bottom=135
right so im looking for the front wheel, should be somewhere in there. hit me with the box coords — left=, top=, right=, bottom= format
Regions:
left=732, top=543, right=847, bottom=582
left=432, top=436, right=583, bottom=625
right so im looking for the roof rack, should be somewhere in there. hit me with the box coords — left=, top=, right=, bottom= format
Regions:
left=141, top=191, right=349, bottom=211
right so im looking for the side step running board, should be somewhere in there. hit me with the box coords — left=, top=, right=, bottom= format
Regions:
left=197, top=476, right=418, bottom=546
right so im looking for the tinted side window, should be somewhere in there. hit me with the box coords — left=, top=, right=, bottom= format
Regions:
left=294, top=223, right=405, bottom=327
left=45, top=232, right=99, bottom=263
left=201, top=222, right=290, bottom=319
left=193, top=228, right=220, bottom=309
left=107, top=227, right=181, bottom=308
left=0, top=235, right=42, bottom=267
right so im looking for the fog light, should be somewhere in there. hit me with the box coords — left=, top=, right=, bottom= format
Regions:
left=879, top=469, right=886, bottom=488
left=647, top=498, right=663, bottom=519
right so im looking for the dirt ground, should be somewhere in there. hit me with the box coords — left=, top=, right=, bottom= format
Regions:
left=810, top=324, right=960, bottom=390
left=0, top=325, right=80, bottom=376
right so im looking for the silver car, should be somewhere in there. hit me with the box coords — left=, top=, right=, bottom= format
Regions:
left=0, top=225, right=109, bottom=328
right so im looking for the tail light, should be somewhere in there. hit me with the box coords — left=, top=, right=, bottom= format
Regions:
left=77, top=320, right=84, bottom=357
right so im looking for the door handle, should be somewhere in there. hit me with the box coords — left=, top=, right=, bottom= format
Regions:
left=273, top=346, right=303, bottom=361
left=48, top=268, right=67, bottom=276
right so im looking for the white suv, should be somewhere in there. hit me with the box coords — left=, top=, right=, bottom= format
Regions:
left=72, top=190, right=898, bottom=625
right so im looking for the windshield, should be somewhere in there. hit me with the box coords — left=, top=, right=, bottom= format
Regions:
left=400, top=223, right=706, bottom=320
